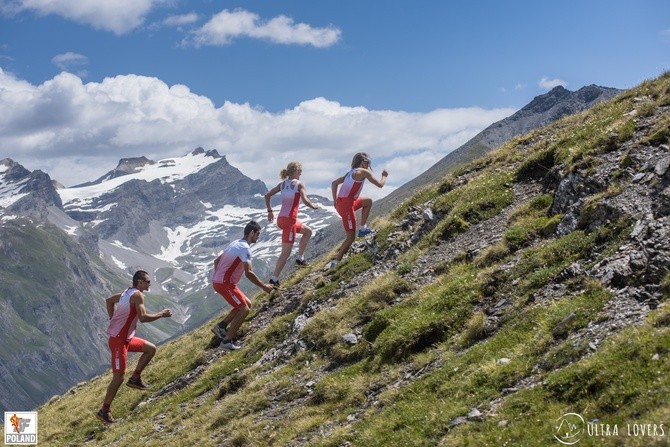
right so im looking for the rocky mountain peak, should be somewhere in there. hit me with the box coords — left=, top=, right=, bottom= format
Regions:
left=0, top=157, right=31, bottom=182
left=192, top=147, right=223, bottom=159
left=0, top=158, right=62, bottom=212
left=115, top=156, right=155, bottom=173
left=576, top=84, right=612, bottom=102
left=521, top=85, right=574, bottom=114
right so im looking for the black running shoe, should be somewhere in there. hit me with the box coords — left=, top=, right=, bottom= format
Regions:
left=96, top=409, right=116, bottom=424
left=126, top=376, right=151, bottom=391
left=358, top=227, right=374, bottom=237
left=295, top=258, right=309, bottom=268
left=269, top=278, right=280, bottom=289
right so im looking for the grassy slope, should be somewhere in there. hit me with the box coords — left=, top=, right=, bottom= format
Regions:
left=27, top=73, right=670, bottom=446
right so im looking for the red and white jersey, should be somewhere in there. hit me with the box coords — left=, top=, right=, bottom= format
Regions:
left=278, top=179, right=301, bottom=220
left=337, top=169, right=364, bottom=200
left=212, top=239, right=252, bottom=285
left=107, top=287, right=140, bottom=341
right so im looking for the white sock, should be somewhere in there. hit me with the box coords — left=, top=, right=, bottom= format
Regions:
left=271, top=276, right=278, bottom=281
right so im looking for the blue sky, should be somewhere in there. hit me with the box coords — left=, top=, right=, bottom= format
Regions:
left=1, top=0, right=669, bottom=198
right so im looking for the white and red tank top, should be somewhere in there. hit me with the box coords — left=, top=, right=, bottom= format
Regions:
left=278, top=179, right=301, bottom=220
left=212, top=239, right=252, bottom=285
left=107, top=287, right=140, bottom=341
left=337, top=169, right=364, bottom=200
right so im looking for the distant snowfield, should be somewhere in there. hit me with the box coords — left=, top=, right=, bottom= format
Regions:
left=58, top=151, right=220, bottom=210
left=158, top=204, right=262, bottom=262
left=157, top=203, right=335, bottom=264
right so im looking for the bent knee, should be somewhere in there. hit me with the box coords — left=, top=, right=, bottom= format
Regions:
left=143, top=343, right=157, bottom=355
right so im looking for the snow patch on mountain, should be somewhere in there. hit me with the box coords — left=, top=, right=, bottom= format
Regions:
left=111, top=256, right=127, bottom=270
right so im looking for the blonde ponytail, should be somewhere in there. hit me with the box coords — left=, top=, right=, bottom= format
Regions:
left=281, top=161, right=303, bottom=179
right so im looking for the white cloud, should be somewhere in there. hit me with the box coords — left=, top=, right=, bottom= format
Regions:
left=538, top=76, right=567, bottom=90
left=51, top=52, right=88, bottom=73
left=0, top=69, right=515, bottom=198
left=186, top=8, right=341, bottom=48
left=2, top=0, right=159, bottom=34
left=161, top=12, right=199, bottom=27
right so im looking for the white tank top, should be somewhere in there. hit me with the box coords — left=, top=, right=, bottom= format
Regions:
left=278, top=179, right=301, bottom=219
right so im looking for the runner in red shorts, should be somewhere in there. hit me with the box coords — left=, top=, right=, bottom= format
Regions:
left=329, top=152, right=388, bottom=268
left=211, top=221, right=274, bottom=350
left=96, top=270, right=172, bottom=424
left=264, top=161, right=319, bottom=287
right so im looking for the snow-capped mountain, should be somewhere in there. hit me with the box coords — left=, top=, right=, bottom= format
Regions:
left=55, top=147, right=337, bottom=326
left=0, top=148, right=336, bottom=413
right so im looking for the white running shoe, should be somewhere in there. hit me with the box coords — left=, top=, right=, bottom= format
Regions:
left=220, top=339, right=242, bottom=351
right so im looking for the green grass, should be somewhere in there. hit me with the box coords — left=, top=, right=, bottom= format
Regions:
left=31, top=72, right=670, bottom=447
left=424, top=169, right=514, bottom=246
left=503, top=194, right=561, bottom=251
left=367, top=263, right=478, bottom=363
left=301, top=273, right=411, bottom=365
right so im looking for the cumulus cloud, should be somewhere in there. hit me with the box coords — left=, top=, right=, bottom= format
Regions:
left=1, top=0, right=158, bottom=34
left=0, top=69, right=515, bottom=197
left=186, top=8, right=341, bottom=48
left=161, top=12, right=199, bottom=28
left=538, top=76, right=567, bottom=90
left=51, top=52, right=88, bottom=76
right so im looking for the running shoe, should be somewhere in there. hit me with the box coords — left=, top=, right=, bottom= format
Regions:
left=295, top=258, right=309, bottom=268
left=357, top=227, right=374, bottom=237
left=328, top=260, right=338, bottom=270
left=220, top=339, right=242, bottom=351
left=96, top=409, right=116, bottom=424
left=126, top=376, right=151, bottom=391
left=269, top=278, right=281, bottom=289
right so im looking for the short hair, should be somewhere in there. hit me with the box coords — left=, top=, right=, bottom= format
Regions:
left=132, top=270, right=149, bottom=287
left=351, top=152, right=371, bottom=169
left=244, top=220, right=261, bottom=236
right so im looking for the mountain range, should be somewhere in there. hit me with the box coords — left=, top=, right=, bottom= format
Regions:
left=30, top=71, right=670, bottom=446
left=0, top=83, right=620, bottom=415
left=0, top=149, right=336, bottom=414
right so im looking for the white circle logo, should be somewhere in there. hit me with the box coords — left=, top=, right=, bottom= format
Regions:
left=554, top=413, right=585, bottom=445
